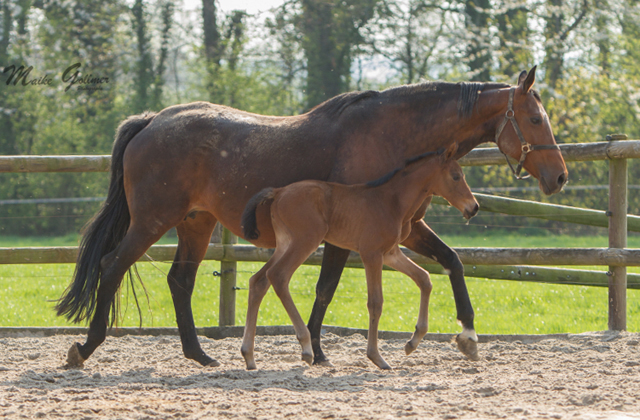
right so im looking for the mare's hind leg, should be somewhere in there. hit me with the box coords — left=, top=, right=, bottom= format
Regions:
left=168, top=212, right=218, bottom=366
left=68, top=223, right=167, bottom=367
left=307, top=243, right=351, bottom=366
left=402, top=221, right=479, bottom=361
left=383, top=246, right=432, bottom=355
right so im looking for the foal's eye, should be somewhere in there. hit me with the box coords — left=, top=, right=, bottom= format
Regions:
left=452, top=174, right=461, bottom=182
left=530, top=116, right=543, bottom=125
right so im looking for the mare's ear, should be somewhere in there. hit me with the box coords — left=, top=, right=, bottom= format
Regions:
left=517, top=70, right=527, bottom=85
left=519, top=66, right=536, bottom=94
left=444, top=142, right=458, bottom=161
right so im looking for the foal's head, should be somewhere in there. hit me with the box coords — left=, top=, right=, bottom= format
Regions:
left=432, top=143, right=479, bottom=220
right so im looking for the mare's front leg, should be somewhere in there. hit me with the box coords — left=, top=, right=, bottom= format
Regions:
left=402, top=220, right=479, bottom=361
left=307, top=243, right=351, bottom=365
left=361, top=253, right=390, bottom=370
left=383, top=246, right=432, bottom=355
left=169, top=213, right=219, bottom=367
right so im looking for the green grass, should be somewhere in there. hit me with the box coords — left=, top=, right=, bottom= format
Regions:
left=0, top=233, right=638, bottom=333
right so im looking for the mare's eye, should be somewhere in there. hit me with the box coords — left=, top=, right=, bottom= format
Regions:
left=452, top=173, right=461, bottom=182
left=530, top=116, right=543, bottom=125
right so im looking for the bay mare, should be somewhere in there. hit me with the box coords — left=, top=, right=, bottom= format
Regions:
left=56, top=67, right=567, bottom=368
left=240, top=143, right=479, bottom=370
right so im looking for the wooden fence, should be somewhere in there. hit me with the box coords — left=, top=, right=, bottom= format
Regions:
left=1, top=139, right=640, bottom=330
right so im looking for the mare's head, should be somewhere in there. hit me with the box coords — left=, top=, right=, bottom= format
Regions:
left=432, top=143, right=479, bottom=220
left=492, top=66, right=568, bottom=195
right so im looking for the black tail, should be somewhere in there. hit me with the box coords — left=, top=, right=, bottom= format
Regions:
left=241, top=188, right=275, bottom=240
left=56, top=111, right=156, bottom=323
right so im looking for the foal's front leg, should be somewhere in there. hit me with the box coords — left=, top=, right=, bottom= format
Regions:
left=361, top=253, right=390, bottom=370
left=383, top=246, right=432, bottom=355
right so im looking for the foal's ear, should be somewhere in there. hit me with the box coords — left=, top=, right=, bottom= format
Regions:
left=444, top=142, right=458, bottom=161
left=518, top=66, right=537, bottom=94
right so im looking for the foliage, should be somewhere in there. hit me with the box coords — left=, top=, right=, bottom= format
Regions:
left=0, top=0, right=640, bottom=237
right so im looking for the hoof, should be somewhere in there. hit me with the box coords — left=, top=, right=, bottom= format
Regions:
left=65, top=342, right=85, bottom=368
left=313, top=352, right=332, bottom=366
left=455, top=334, right=480, bottom=361
left=404, top=341, right=417, bottom=355
left=314, top=359, right=334, bottom=367
left=246, top=361, right=257, bottom=371
left=378, top=362, right=392, bottom=370
left=302, top=352, right=313, bottom=366
left=205, top=359, right=220, bottom=368
left=368, top=354, right=392, bottom=370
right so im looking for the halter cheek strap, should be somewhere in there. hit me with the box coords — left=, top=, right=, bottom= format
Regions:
left=494, top=87, right=560, bottom=179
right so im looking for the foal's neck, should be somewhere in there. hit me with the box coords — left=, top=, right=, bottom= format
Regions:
left=378, top=159, right=440, bottom=218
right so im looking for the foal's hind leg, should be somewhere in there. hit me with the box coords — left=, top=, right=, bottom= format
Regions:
left=383, top=246, right=432, bottom=355
left=168, top=212, right=219, bottom=366
left=241, top=262, right=273, bottom=370
left=266, top=243, right=320, bottom=367
left=67, top=223, right=167, bottom=367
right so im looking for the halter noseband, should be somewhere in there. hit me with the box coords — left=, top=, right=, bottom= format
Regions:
left=494, top=87, right=560, bottom=179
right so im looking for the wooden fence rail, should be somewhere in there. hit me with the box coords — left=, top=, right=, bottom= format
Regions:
left=1, top=139, right=639, bottom=330
left=2, top=244, right=640, bottom=267
left=2, top=140, right=640, bottom=173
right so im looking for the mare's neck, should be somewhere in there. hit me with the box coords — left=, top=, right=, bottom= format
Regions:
left=453, top=87, right=512, bottom=157
left=387, top=85, right=512, bottom=160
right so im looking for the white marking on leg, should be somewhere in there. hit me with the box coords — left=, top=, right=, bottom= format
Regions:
left=459, top=327, right=478, bottom=342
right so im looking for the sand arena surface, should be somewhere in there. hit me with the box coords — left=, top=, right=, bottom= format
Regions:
left=1, top=331, right=640, bottom=419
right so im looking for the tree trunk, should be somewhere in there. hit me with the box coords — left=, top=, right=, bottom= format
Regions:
left=300, top=0, right=345, bottom=109
left=544, top=0, right=564, bottom=90
left=497, top=3, right=530, bottom=78
left=464, top=0, right=492, bottom=81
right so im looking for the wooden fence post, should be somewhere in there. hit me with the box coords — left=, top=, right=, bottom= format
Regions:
left=219, top=227, right=237, bottom=326
left=608, top=142, right=628, bottom=330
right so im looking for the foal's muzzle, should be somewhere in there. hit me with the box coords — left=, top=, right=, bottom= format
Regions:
left=463, top=202, right=479, bottom=220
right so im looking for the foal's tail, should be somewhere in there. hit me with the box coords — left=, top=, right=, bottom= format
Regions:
left=241, top=188, right=275, bottom=240
left=55, top=112, right=156, bottom=324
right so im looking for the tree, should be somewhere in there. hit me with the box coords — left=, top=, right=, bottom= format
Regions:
left=131, top=0, right=173, bottom=112
left=463, top=0, right=492, bottom=80
left=201, top=0, right=246, bottom=105
left=496, top=0, right=531, bottom=78
left=299, top=0, right=377, bottom=108
left=542, top=0, right=589, bottom=90
left=362, top=0, right=450, bottom=84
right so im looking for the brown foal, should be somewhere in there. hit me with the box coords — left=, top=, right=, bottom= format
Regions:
left=240, top=142, right=479, bottom=370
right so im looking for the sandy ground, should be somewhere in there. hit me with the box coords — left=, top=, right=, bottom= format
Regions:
left=1, top=331, right=640, bottom=419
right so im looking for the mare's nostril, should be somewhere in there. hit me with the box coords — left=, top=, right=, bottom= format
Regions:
left=558, top=173, right=567, bottom=186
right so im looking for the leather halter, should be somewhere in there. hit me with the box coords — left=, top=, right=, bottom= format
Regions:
left=494, top=87, right=560, bottom=179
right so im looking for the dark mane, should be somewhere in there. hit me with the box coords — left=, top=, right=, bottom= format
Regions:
left=308, top=81, right=510, bottom=120
left=308, top=90, right=380, bottom=118
left=382, top=81, right=509, bottom=118
left=365, top=148, right=444, bottom=188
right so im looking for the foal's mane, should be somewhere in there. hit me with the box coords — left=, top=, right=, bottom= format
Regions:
left=365, top=148, right=445, bottom=188
left=308, top=81, right=510, bottom=119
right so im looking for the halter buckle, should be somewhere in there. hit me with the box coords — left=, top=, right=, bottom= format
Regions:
left=522, top=143, right=531, bottom=153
